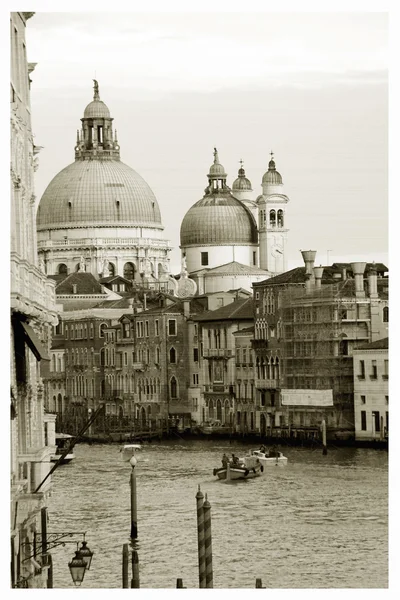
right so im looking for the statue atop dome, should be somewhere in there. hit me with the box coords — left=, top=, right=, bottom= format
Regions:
left=93, top=79, right=99, bottom=100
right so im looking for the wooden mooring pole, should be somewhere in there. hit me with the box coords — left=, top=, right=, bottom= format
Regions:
left=130, top=456, right=138, bottom=539
left=131, top=549, right=140, bottom=588
left=196, top=485, right=206, bottom=588
left=256, top=578, right=266, bottom=588
left=203, top=493, right=213, bottom=589
left=321, top=419, right=327, bottom=455
left=122, top=544, right=129, bottom=588
left=176, top=578, right=186, bottom=588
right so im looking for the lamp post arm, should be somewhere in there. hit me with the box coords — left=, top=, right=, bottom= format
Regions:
left=34, top=404, right=105, bottom=493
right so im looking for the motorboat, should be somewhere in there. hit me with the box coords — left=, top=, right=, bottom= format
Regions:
left=50, top=433, right=75, bottom=464
left=120, top=444, right=142, bottom=462
left=250, top=448, right=288, bottom=467
left=198, top=420, right=229, bottom=435
left=213, top=454, right=263, bottom=481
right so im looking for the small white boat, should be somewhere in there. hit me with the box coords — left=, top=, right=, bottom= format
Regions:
left=50, top=433, right=75, bottom=464
left=213, top=455, right=263, bottom=480
left=251, top=448, right=288, bottom=467
left=120, top=444, right=142, bottom=462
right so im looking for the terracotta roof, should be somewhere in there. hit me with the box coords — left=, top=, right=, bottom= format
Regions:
left=193, top=298, right=254, bottom=322
left=55, top=272, right=104, bottom=295
left=355, top=337, right=388, bottom=350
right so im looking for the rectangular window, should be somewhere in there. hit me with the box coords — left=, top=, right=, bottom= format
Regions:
left=201, top=252, right=209, bottom=266
left=371, top=360, right=378, bottom=379
left=168, top=319, right=176, bottom=336
left=360, top=395, right=366, bottom=405
left=373, top=411, right=380, bottom=432
left=253, top=251, right=256, bottom=266
left=123, top=323, right=130, bottom=338
left=155, top=319, right=159, bottom=336
left=193, top=398, right=198, bottom=410
left=255, top=292, right=259, bottom=300
left=385, top=395, right=388, bottom=404
left=193, top=348, right=199, bottom=362
left=136, top=322, right=143, bottom=338
left=383, top=360, right=388, bottom=379
left=243, top=349, right=247, bottom=365
left=359, top=360, right=365, bottom=379
left=236, top=348, right=241, bottom=365
left=90, top=323, right=94, bottom=338
left=193, top=373, right=199, bottom=385
left=145, top=321, right=149, bottom=337
left=124, top=353, right=128, bottom=366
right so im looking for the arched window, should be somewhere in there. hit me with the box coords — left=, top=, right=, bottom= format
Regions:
left=58, top=263, right=68, bottom=275
left=170, top=377, right=178, bottom=399
left=169, top=347, right=176, bottom=364
left=99, top=323, right=107, bottom=338
left=123, top=262, right=135, bottom=280
left=383, top=307, right=389, bottom=323
left=277, top=209, right=284, bottom=227
left=108, top=262, right=116, bottom=277
left=65, top=325, right=69, bottom=339
left=256, top=357, right=260, bottom=379
left=100, top=380, right=106, bottom=397
left=52, top=355, right=56, bottom=372
left=269, top=209, right=276, bottom=227
left=100, top=348, right=105, bottom=366
left=275, top=357, right=280, bottom=380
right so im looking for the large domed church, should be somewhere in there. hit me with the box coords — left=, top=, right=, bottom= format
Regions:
left=180, top=149, right=290, bottom=294
left=37, top=81, right=171, bottom=282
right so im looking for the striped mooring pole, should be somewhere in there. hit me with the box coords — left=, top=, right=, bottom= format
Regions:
left=196, top=485, right=206, bottom=588
left=203, top=493, right=213, bottom=589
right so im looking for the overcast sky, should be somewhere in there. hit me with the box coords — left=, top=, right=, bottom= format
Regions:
left=24, top=8, right=388, bottom=272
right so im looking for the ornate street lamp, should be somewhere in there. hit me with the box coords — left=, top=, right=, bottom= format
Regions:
left=68, top=548, right=87, bottom=586
left=78, top=539, right=94, bottom=570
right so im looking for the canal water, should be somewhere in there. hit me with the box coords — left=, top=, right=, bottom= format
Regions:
left=47, top=439, right=388, bottom=589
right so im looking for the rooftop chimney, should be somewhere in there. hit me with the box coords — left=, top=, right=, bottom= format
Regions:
left=72, top=283, right=77, bottom=294
left=301, top=250, right=317, bottom=275
left=313, top=266, right=324, bottom=289
left=183, top=300, right=190, bottom=318
left=368, top=263, right=378, bottom=298
left=350, top=262, right=367, bottom=297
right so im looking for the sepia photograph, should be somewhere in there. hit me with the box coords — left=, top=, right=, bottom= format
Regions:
left=9, top=2, right=389, bottom=590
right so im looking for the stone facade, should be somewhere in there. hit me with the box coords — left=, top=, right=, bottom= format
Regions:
left=10, top=12, right=58, bottom=588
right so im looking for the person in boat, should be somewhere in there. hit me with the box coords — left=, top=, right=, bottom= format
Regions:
left=231, top=454, right=239, bottom=465
left=260, top=444, right=266, bottom=454
left=269, top=445, right=279, bottom=458
left=222, top=453, right=228, bottom=467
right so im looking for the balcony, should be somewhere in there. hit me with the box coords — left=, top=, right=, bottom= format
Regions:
left=133, top=362, right=145, bottom=371
left=10, top=254, right=58, bottom=323
left=203, top=348, right=233, bottom=359
left=38, top=237, right=171, bottom=249
left=255, top=378, right=279, bottom=389
left=251, top=339, right=269, bottom=349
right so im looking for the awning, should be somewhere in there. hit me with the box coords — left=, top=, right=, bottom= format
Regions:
left=20, top=321, right=50, bottom=361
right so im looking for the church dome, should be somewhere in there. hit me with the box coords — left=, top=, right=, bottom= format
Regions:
left=180, top=194, right=257, bottom=246
left=181, top=149, right=257, bottom=246
left=83, top=99, right=111, bottom=119
left=37, top=160, right=162, bottom=230
left=232, top=162, right=252, bottom=191
left=262, top=156, right=283, bottom=185
left=37, top=81, right=163, bottom=232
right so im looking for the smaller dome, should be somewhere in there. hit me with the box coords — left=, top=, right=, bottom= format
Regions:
left=232, top=161, right=252, bottom=191
left=84, top=99, right=111, bottom=119
left=262, top=155, right=283, bottom=185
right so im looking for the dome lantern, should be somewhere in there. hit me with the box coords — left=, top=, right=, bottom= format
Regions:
left=205, top=147, right=228, bottom=193
left=76, top=81, right=120, bottom=161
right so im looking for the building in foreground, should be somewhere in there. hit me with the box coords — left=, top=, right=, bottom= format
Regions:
left=353, top=337, right=388, bottom=442
left=10, top=12, right=59, bottom=588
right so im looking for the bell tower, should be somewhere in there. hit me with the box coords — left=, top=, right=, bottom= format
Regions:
left=257, top=153, right=289, bottom=274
